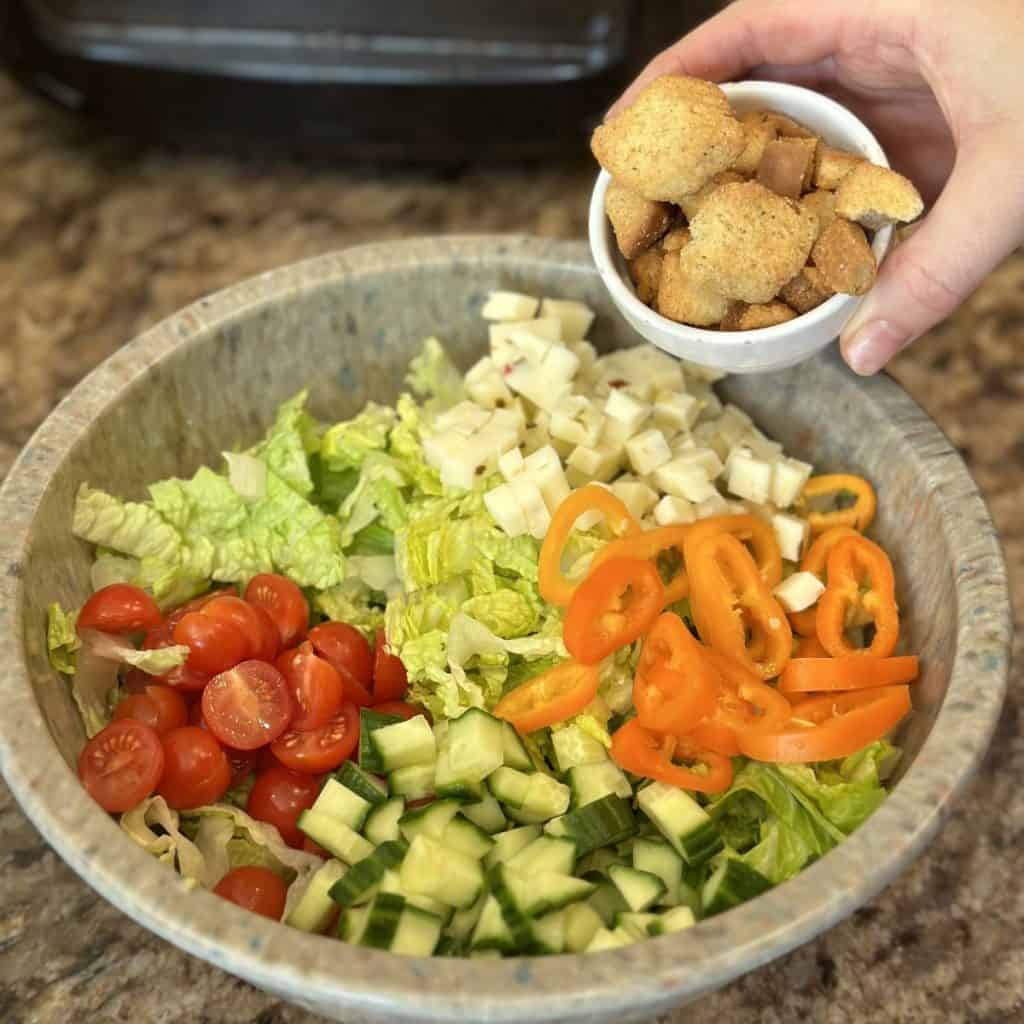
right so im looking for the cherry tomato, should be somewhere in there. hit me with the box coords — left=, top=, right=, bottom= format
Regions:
left=77, top=584, right=163, bottom=634
left=201, top=596, right=279, bottom=663
left=140, top=626, right=213, bottom=693
left=201, top=660, right=294, bottom=751
left=271, top=703, right=359, bottom=774
left=244, top=574, right=308, bottom=647
left=373, top=701, right=426, bottom=721
left=160, top=664, right=212, bottom=693
left=309, top=621, right=373, bottom=685
left=158, top=726, right=231, bottom=809
left=78, top=720, right=165, bottom=812
left=113, top=684, right=188, bottom=736
left=275, top=642, right=344, bottom=731
left=372, top=629, right=409, bottom=704
left=213, top=866, right=287, bottom=920
left=173, top=612, right=249, bottom=676
left=247, top=766, right=321, bottom=848
left=227, top=748, right=258, bottom=788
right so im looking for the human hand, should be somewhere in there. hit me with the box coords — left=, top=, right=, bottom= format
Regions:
left=609, top=0, right=1024, bottom=374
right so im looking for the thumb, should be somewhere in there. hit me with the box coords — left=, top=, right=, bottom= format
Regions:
left=840, top=133, right=1024, bottom=374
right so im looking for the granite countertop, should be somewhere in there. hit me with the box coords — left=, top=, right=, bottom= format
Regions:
left=0, top=71, right=1021, bottom=1024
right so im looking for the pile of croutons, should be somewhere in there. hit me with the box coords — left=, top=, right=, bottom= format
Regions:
left=592, top=76, right=924, bottom=330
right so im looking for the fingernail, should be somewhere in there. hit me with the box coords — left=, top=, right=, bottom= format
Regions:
left=842, top=320, right=905, bottom=376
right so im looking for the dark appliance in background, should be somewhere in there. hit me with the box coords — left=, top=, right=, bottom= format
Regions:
left=0, top=1, right=720, bottom=160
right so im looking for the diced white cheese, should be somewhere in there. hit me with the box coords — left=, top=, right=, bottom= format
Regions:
left=550, top=396, right=604, bottom=448
left=434, top=400, right=491, bottom=438
left=691, top=420, right=728, bottom=460
left=566, top=443, right=623, bottom=485
left=653, top=494, right=696, bottom=526
left=568, top=340, right=598, bottom=379
left=772, top=457, right=813, bottom=509
left=611, top=478, right=659, bottom=520
left=540, top=343, right=580, bottom=381
left=540, top=298, right=595, bottom=342
left=694, top=492, right=731, bottom=518
left=508, top=476, right=551, bottom=539
left=600, top=346, right=686, bottom=395
left=484, top=483, right=529, bottom=538
left=652, top=458, right=718, bottom=502
left=773, top=571, right=825, bottom=613
left=496, top=325, right=556, bottom=367
left=625, top=428, right=672, bottom=476
left=680, top=359, right=727, bottom=383
left=505, top=360, right=571, bottom=412
left=464, top=356, right=514, bottom=409
left=523, top=445, right=571, bottom=514
left=482, top=291, right=539, bottom=321
left=653, top=391, right=701, bottom=433
left=489, top=316, right=562, bottom=352
left=689, top=381, right=724, bottom=422
left=715, top=406, right=754, bottom=450
left=739, top=427, right=784, bottom=463
left=772, top=513, right=808, bottom=563
left=498, top=447, right=525, bottom=481
left=669, top=446, right=723, bottom=480
left=600, top=415, right=636, bottom=449
left=669, top=432, right=696, bottom=455
left=726, top=449, right=773, bottom=504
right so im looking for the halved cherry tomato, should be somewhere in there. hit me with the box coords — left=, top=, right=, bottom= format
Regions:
left=213, top=866, right=287, bottom=920
left=202, top=660, right=294, bottom=750
left=789, top=527, right=858, bottom=636
left=173, top=613, right=249, bottom=676
left=684, top=515, right=783, bottom=589
left=309, top=621, right=373, bottom=685
left=78, top=720, right=165, bottom=812
left=245, top=574, right=308, bottom=647
left=113, top=684, right=188, bottom=736
left=371, top=629, right=408, bottom=703
left=373, top=701, right=426, bottom=721
left=738, top=685, right=911, bottom=763
left=78, top=584, right=163, bottom=634
left=494, top=660, right=599, bottom=735
left=158, top=726, right=231, bottom=809
left=201, top=596, right=280, bottom=663
left=779, top=656, right=919, bottom=693
left=610, top=718, right=733, bottom=794
left=564, top=557, right=665, bottom=665
left=276, top=642, right=345, bottom=731
left=591, top=525, right=692, bottom=603
left=271, top=703, right=359, bottom=774
left=247, top=766, right=322, bottom=848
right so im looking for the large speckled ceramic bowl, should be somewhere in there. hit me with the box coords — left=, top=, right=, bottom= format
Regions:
left=0, top=237, right=1010, bottom=1023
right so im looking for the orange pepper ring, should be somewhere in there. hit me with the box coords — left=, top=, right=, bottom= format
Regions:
left=683, top=514, right=783, bottom=588
left=779, top=655, right=919, bottom=693
left=790, top=526, right=859, bottom=636
left=591, top=525, right=692, bottom=603
left=799, top=474, right=877, bottom=535
left=611, top=718, right=733, bottom=794
left=634, top=663, right=720, bottom=736
left=493, top=660, right=599, bottom=735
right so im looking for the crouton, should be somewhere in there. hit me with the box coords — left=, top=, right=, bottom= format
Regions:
left=721, top=301, right=798, bottom=331
left=813, top=145, right=863, bottom=190
left=779, top=266, right=836, bottom=313
left=660, top=227, right=691, bottom=253
left=731, top=118, right=778, bottom=176
left=628, top=248, right=665, bottom=304
left=743, top=110, right=816, bottom=139
left=656, top=248, right=733, bottom=326
left=811, top=219, right=877, bottom=295
left=800, top=189, right=838, bottom=241
left=685, top=181, right=818, bottom=304
left=757, top=138, right=818, bottom=199
left=679, top=171, right=746, bottom=220
left=834, top=163, right=925, bottom=229
left=591, top=76, right=745, bottom=202
left=605, top=180, right=674, bottom=259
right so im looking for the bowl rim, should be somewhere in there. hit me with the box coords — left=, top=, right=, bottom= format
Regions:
left=588, top=80, right=894, bottom=353
left=0, top=235, right=1011, bottom=1023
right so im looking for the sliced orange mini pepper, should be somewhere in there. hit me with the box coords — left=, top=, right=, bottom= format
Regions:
left=794, top=633, right=831, bottom=658
left=591, top=525, right=692, bottom=603
left=779, top=655, right=919, bottom=693
left=687, top=532, right=792, bottom=679
left=816, top=534, right=899, bottom=658
left=798, top=474, right=877, bottom=535
left=737, top=685, right=911, bottom=762
left=611, top=718, right=733, bottom=794
left=702, top=648, right=793, bottom=735
left=789, top=526, right=859, bottom=636
left=684, top=514, right=783, bottom=588
left=538, top=486, right=640, bottom=607
left=564, top=557, right=665, bottom=665
left=493, top=660, right=599, bottom=735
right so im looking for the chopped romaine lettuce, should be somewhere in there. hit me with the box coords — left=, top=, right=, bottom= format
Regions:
left=406, top=336, right=465, bottom=413
left=46, top=602, right=80, bottom=675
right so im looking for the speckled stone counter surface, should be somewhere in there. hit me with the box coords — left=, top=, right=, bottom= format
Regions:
left=0, top=71, right=1021, bottom=1024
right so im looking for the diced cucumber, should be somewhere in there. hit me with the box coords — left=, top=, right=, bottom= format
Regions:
left=298, top=810, right=374, bottom=865
left=607, top=864, right=666, bottom=913
left=442, top=816, right=496, bottom=860
left=328, top=840, right=407, bottom=908
left=507, top=836, right=576, bottom=876
left=637, top=781, right=724, bottom=866
left=503, top=804, right=555, bottom=826
left=568, top=760, right=632, bottom=809
left=585, top=927, right=635, bottom=952
left=447, top=707, right=505, bottom=782
left=647, top=905, right=697, bottom=936
left=614, top=911, right=659, bottom=941
left=490, top=864, right=595, bottom=917
left=487, top=867, right=537, bottom=951
left=576, top=847, right=628, bottom=877
left=489, top=767, right=571, bottom=819
left=285, top=859, right=346, bottom=933
left=339, top=905, right=369, bottom=943
left=552, top=724, right=609, bottom=772
left=470, top=949, right=503, bottom=959
left=488, top=766, right=530, bottom=807
left=564, top=902, right=605, bottom=952
left=448, top=893, right=487, bottom=941
left=310, top=778, right=372, bottom=832
left=336, top=761, right=388, bottom=805
left=500, top=722, right=533, bottom=771
left=359, top=893, right=443, bottom=956
left=545, top=794, right=635, bottom=857
left=400, top=835, right=484, bottom=909
left=434, top=935, right=463, bottom=957
left=378, top=870, right=453, bottom=923
left=702, top=858, right=772, bottom=917
left=399, top=799, right=461, bottom=843
left=460, top=791, right=507, bottom=834
left=358, top=709, right=403, bottom=773
left=586, top=879, right=629, bottom=926
left=470, top=895, right=516, bottom=953
left=372, top=715, right=436, bottom=771
left=632, top=838, right=683, bottom=907
left=363, top=797, right=405, bottom=845
left=389, top=762, right=436, bottom=800
left=531, top=909, right=566, bottom=954
left=484, top=825, right=542, bottom=869
left=434, top=740, right=485, bottom=804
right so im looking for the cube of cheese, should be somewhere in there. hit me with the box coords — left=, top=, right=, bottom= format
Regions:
left=464, top=356, right=514, bottom=409
left=497, top=325, right=556, bottom=367
left=653, top=391, right=701, bottom=433
left=600, top=415, right=636, bottom=449
left=694, top=492, right=731, bottom=519
left=505, top=360, right=571, bottom=412
left=739, top=427, right=784, bottom=463
left=653, top=494, right=696, bottom=526
left=726, top=449, right=773, bottom=504
left=605, top=388, right=651, bottom=435
left=611, top=478, right=659, bottom=520
left=772, top=457, right=813, bottom=508
left=523, top=445, right=571, bottom=514
left=484, top=483, right=528, bottom=538
left=652, top=458, right=719, bottom=502
left=482, top=291, right=539, bottom=321
left=670, top=432, right=696, bottom=455
left=671, top=446, right=724, bottom=480
left=567, top=443, right=624, bottom=485
left=772, top=512, right=808, bottom=562
left=550, top=396, right=604, bottom=448
left=541, top=344, right=580, bottom=382
left=568, top=340, right=598, bottom=379
left=625, top=428, right=672, bottom=476
left=489, top=316, right=562, bottom=353
left=434, top=401, right=491, bottom=438
left=508, top=476, right=551, bottom=539
left=690, top=382, right=723, bottom=422
left=540, top=298, right=595, bottom=342
left=715, top=406, right=755, bottom=450
left=773, top=571, right=825, bottom=613
left=680, top=359, right=727, bottom=383
left=498, top=446, right=524, bottom=482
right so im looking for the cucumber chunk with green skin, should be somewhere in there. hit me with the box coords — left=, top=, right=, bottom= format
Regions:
left=586, top=879, right=630, bottom=926
left=487, top=867, right=538, bottom=952
left=607, top=864, right=666, bottom=912
left=636, top=781, right=724, bottom=866
left=632, top=838, right=684, bottom=907
left=585, top=927, right=635, bottom=952
left=702, top=858, right=772, bottom=916
left=441, top=815, right=496, bottom=860
left=447, top=707, right=505, bottom=782
left=489, top=767, right=571, bottom=819
left=614, top=911, right=660, bottom=940
left=460, top=791, right=507, bottom=834
left=389, top=761, right=436, bottom=800
left=448, top=893, right=487, bottom=941
left=285, top=859, right=346, bottom=933
left=489, top=864, right=596, bottom=917
left=470, top=895, right=516, bottom=953
left=358, top=892, right=442, bottom=955
left=564, top=902, right=605, bottom=952
left=531, top=909, right=567, bottom=954
left=484, top=825, right=542, bottom=869
left=298, top=810, right=374, bottom=864
left=398, top=799, right=461, bottom=843
left=328, top=840, right=407, bottom=908
left=336, top=761, right=388, bottom=805
left=358, top=709, right=403, bottom=774
left=576, top=847, right=628, bottom=877
left=567, top=760, right=632, bottom=808
left=339, top=905, right=369, bottom=943
left=647, top=905, right=697, bottom=936
left=545, top=794, right=635, bottom=857
left=500, top=722, right=533, bottom=771
left=506, top=835, right=576, bottom=876
left=376, top=870, right=452, bottom=922
left=371, top=715, right=436, bottom=771
left=400, top=834, right=484, bottom=909
left=309, top=778, right=372, bottom=831
left=363, top=797, right=405, bottom=845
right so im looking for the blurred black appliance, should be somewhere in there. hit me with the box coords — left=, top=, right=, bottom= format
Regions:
left=1, top=1, right=720, bottom=160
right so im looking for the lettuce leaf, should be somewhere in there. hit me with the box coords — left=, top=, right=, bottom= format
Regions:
left=46, top=602, right=80, bottom=675
left=388, top=394, right=443, bottom=497
left=73, top=485, right=183, bottom=564
left=248, top=390, right=321, bottom=496
left=321, top=402, right=396, bottom=474
left=406, top=336, right=465, bottom=413
left=79, top=629, right=190, bottom=675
